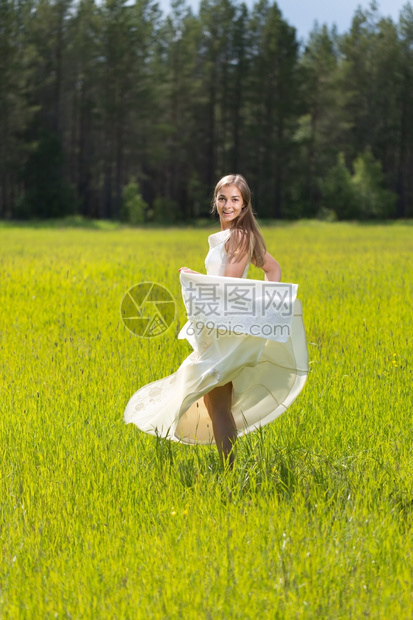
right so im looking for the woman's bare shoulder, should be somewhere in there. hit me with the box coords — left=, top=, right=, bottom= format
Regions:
left=225, top=228, right=247, bottom=253
left=227, top=228, right=250, bottom=247
left=228, top=228, right=246, bottom=242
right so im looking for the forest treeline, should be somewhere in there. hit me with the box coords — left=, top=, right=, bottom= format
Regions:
left=1, top=0, right=413, bottom=221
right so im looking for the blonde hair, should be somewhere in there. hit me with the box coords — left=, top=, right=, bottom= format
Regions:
left=211, top=174, right=266, bottom=268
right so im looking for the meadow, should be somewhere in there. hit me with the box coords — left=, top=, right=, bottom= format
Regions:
left=0, top=220, right=412, bottom=619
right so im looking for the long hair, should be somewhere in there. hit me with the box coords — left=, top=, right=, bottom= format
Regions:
left=211, top=174, right=266, bottom=268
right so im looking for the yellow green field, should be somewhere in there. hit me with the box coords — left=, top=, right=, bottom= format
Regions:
left=1, top=220, right=412, bottom=618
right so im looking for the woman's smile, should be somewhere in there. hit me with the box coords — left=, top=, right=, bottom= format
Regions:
left=216, top=185, right=244, bottom=228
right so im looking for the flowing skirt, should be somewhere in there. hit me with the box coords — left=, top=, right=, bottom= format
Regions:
left=124, top=273, right=308, bottom=444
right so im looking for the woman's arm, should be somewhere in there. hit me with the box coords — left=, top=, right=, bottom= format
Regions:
left=261, top=252, right=281, bottom=282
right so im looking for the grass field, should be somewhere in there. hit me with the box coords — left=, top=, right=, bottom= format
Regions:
left=1, top=220, right=412, bottom=618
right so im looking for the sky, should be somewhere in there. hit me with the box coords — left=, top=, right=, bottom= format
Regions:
left=157, top=0, right=411, bottom=41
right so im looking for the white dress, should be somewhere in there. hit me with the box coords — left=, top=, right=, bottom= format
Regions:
left=124, top=229, right=308, bottom=444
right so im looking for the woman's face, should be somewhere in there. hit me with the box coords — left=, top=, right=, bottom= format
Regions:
left=216, top=185, right=244, bottom=228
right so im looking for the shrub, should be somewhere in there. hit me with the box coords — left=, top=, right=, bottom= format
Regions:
left=120, top=179, right=147, bottom=224
left=321, top=150, right=397, bottom=220
left=320, top=152, right=357, bottom=219
left=351, top=150, right=396, bottom=219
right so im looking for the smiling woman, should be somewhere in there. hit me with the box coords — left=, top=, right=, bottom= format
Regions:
left=211, top=174, right=269, bottom=274
left=124, top=174, right=308, bottom=468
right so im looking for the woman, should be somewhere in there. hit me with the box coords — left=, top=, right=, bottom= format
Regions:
left=124, top=174, right=308, bottom=467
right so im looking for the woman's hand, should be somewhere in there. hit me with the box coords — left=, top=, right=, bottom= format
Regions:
left=179, top=267, right=200, bottom=274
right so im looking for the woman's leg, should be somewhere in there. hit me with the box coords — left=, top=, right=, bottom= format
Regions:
left=203, top=382, right=237, bottom=467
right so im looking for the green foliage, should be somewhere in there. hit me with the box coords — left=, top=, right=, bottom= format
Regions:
left=321, top=152, right=357, bottom=219
left=351, top=149, right=397, bottom=219
left=187, top=171, right=210, bottom=218
left=1, top=0, right=413, bottom=219
left=1, top=224, right=412, bottom=616
left=321, top=150, right=397, bottom=220
left=152, top=196, right=180, bottom=223
left=15, top=130, right=76, bottom=219
left=316, top=206, right=338, bottom=222
left=120, top=178, right=147, bottom=225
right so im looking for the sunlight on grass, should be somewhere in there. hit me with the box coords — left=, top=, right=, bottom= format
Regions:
left=1, top=222, right=412, bottom=618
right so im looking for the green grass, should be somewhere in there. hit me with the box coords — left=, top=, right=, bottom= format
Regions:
left=1, top=221, right=412, bottom=618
